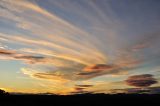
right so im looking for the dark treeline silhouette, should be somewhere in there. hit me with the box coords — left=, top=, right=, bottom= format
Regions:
left=0, top=89, right=160, bottom=105
left=0, top=89, right=9, bottom=95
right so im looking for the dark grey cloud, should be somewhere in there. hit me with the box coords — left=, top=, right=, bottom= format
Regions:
left=0, top=49, right=45, bottom=64
left=111, top=86, right=160, bottom=94
left=14, top=55, right=45, bottom=64
left=0, top=49, right=15, bottom=55
left=71, top=84, right=94, bottom=94
left=77, top=71, right=100, bottom=76
left=75, top=85, right=93, bottom=88
left=125, top=74, right=158, bottom=88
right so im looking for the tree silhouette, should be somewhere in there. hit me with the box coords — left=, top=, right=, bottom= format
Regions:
left=0, top=89, right=8, bottom=95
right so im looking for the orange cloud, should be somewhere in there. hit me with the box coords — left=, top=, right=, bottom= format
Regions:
left=76, top=64, right=123, bottom=80
left=0, top=49, right=15, bottom=55
left=83, top=64, right=115, bottom=72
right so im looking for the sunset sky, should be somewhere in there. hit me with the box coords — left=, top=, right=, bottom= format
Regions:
left=0, top=0, right=160, bottom=95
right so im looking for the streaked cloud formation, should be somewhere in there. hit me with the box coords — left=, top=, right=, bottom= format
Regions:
left=0, top=0, right=160, bottom=94
left=0, top=49, right=45, bottom=64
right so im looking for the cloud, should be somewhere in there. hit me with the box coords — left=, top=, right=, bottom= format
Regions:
left=74, top=87, right=85, bottom=92
left=75, top=84, right=93, bottom=88
left=71, top=84, right=94, bottom=94
left=20, top=61, right=137, bottom=81
left=76, top=64, right=129, bottom=80
left=0, top=43, right=8, bottom=49
left=0, top=49, right=46, bottom=64
left=21, top=68, right=70, bottom=84
left=132, top=43, right=149, bottom=51
left=0, top=0, right=122, bottom=67
left=0, top=49, right=15, bottom=55
left=0, top=48, right=139, bottom=82
left=0, top=0, right=108, bottom=65
left=125, top=74, right=158, bottom=88
left=83, top=64, right=116, bottom=72
left=33, top=73, right=69, bottom=82
left=77, top=64, right=115, bottom=79
left=0, top=33, right=104, bottom=66
left=131, top=32, right=160, bottom=51
left=111, top=86, right=160, bottom=94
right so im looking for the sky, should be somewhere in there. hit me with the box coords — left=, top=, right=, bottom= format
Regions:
left=0, top=0, right=160, bottom=95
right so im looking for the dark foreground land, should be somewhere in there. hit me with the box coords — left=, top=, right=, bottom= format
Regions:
left=0, top=94, right=160, bottom=105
